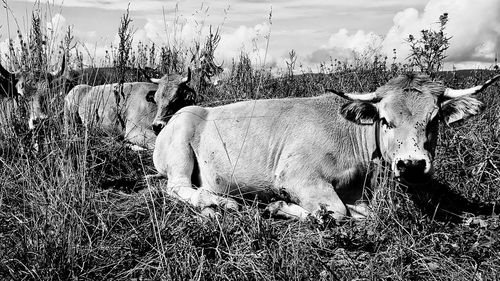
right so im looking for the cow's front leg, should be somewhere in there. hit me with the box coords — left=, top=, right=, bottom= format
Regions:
left=296, top=179, right=348, bottom=221
left=162, top=139, right=198, bottom=200
left=346, top=202, right=372, bottom=219
left=192, top=187, right=239, bottom=214
left=165, top=180, right=238, bottom=216
left=273, top=176, right=348, bottom=221
left=264, top=201, right=310, bottom=220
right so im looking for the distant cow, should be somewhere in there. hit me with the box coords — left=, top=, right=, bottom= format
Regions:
left=0, top=55, right=66, bottom=129
left=64, top=82, right=158, bottom=150
left=152, top=73, right=500, bottom=220
left=1, top=55, right=161, bottom=130
left=64, top=67, right=201, bottom=150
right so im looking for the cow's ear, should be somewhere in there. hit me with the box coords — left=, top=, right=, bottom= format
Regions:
left=181, top=87, right=196, bottom=103
left=181, top=68, right=191, bottom=84
left=340, top=101, right=379, bottom=125
left=145, top=90, right=156, bottom=103
left=441, top=96, right=484, bottom=124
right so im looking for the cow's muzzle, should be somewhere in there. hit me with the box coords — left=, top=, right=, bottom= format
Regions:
left=28, top=115, right=48, bottom=130
left=152, top=121, right=166, bottom=135
left=395, top=159, right=432, bottom=184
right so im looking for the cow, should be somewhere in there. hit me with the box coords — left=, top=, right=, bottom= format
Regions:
left=64, top=67, right=201, bottom=150
left=0, top=55, right=66, bottom=130
left=148, top=68, right=197, bottom=135
left=64, top=82, right=158, bottom=150
left=151, top=73, right=500, bottom=220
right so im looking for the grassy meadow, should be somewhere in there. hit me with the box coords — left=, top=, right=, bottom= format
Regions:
left=1, top=7, right=500, bottom=281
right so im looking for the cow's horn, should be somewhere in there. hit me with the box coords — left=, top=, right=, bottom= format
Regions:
left=139, top=67, right=151, bottom=81
left=327, top=88, right=378, bottom=101
left=325, top=88, right=346, bottom=97
left=181, top=67, right=191, bottom=84
left=215, top=60, right=224, bottom=70
left=50, top=53, right=66, bottom=78
left=0, top=60, right=14, bottom=78
left=345, top=92, right=378, bottom=101
left=444, top=74, right=500, bottom=98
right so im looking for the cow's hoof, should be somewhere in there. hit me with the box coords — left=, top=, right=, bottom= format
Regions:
left=200, top=207, right=218, bottom=219
left=220, top=197, right=239, bottom=211
left=263, top=201, right=285, bottom=218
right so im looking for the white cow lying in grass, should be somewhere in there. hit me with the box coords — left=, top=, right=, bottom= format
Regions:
left=152, top=73, right=500, bottom=220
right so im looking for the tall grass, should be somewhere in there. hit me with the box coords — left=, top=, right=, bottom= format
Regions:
left=1, top=6, right=500, bottom=281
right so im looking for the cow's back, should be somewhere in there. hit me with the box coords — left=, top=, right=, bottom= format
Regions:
left=79, top=84, right=120, bottom=132
left=64, top=84, right=93, bottom=126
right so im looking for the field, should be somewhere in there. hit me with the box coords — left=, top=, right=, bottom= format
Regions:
left=1, top=8, right=500, bottom=281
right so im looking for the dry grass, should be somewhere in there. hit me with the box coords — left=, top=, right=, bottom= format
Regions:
left=1, top=66, right=499, bottom=280
left=1, top=7, right=500, bottom=281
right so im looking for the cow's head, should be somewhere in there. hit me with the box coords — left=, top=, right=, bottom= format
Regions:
left=14, top=55, right=66, bottom=129
left=148, top=68, right=196, bottom=135
left=198, top=53, right=224, bottom=86
left=0, top=60, right=19, bottom=98
left=330, top=73, right=500, bottom=185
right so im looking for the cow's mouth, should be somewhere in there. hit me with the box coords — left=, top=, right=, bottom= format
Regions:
left=393, top=159, right=434, bottom=185
left=395, top=172, right=433, bottom=186
left=28, top=116, right=48, bottom=130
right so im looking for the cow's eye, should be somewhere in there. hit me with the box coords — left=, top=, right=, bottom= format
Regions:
left=380, top=117, right=395, bottom=129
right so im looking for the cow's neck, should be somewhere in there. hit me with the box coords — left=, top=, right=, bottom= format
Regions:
left=329, top=123, right=381, bottom=190
left=350, top=123, right=380, bottom=166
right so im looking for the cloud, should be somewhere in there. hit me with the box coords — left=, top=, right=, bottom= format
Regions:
left=6, top=0, right=276, bottom=68
left=10, top=0, right=230, bottom=14
left=11, top=0, right=495, bottom=71
left=326, top=29, right=383, bottom=53
left=0, top=13, right=67, bottom=67
left=306, top=0, right=500, bottom=69
left=216, top=22, right=275, bottom=66
left=11, top=0, right=164, bottom=11
left=133, top=16, right=212, bottom=55
left=431, top=0, right=499, bottom=65
left=306, top=47, right=357, bottom=64
left=0, top=39, right=12, bottom=67
left=77, top=41, right=110, bottom=66
left=304, top=28, right=383, bottom=66
left=133, top=17, right=275, bottom=68
left=383, top=0, right=500, bottom=67
left=46, top=14, right=67, bottom=49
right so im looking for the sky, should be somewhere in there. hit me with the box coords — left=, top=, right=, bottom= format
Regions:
left=0, top=0, right=499, bottom=71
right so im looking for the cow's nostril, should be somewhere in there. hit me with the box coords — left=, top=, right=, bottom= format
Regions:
left=395, top=158, right=430, bottom=184
left=30, top=117, right=45, bottom=129
left=396, top=160, right=406, bottom=171
left=152, top=123, right=164, bottom=135
left=414, top=159, right=426, bottom=170
left=397, top=159, right=426, bottom=172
